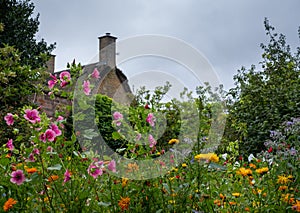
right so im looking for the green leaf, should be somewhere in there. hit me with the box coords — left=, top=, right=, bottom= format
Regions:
left=47, top=164, right=62, bottom=171
left=112, top=131, right=121, bottom=140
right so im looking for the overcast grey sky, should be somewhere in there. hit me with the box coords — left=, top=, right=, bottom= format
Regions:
left=32, top=0, right=300, bottom=92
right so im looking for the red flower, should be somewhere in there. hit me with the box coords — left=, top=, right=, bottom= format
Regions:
left=268, top=147, right=273, bottom=153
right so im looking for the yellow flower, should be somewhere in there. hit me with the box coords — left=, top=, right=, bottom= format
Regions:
left=3, top=198, right=17, bottom=212
left=232, top=192, right=241, bottom=197
left=118, top=197, right=130, bottom=211
left=181, top=163, right=187, bottom=168
left=122, top=178, right=128, bottom=188
left=255, top=167, right=269, bottom=174
left=168, top=139, right=179, bottom=145
left=171, top=167, right=178, bottom=172
left=277, top=175, right=290, bottom=185
left=194, top=153, right=219, bottom=162
left=236, top=167, right=252, bottom=177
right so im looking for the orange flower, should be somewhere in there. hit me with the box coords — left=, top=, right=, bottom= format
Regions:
left=26, top=168, right=37, bottom=174
left=255, top=167, right=269, bottom=174
left=277, top=175, right=290, bottom=185
left=292, top=200, right=300, bottom=212
left=236, top=167, right=252, bottom=177
left=3, top=198, right=17, bottom=212
left=249, top=163, right=257, bottom=169
left=127, top=163, right=139, bottom=173
left=48, top=175, right=59, bottom=182
left=122, top=178, right=128, bottom=188
left=118, top=197, right=130, bottom=211
left=279, top=185, right=288, bottom=191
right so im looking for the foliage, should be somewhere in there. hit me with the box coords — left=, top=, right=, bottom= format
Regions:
left=226, top=18, right=300, bottom=156
left=0, top=45, right=48, bottom=147
left=0, top=0, right=55, bottom=68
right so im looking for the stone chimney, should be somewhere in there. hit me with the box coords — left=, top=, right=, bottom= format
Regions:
left=46, top=54, right=56, bottom=73
left=98, top=33, right=117, bottom=69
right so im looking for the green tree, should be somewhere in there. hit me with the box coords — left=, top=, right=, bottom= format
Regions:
left=226, top=18, right=300, bottom=156
left=0, top=0, right=55, bottom=68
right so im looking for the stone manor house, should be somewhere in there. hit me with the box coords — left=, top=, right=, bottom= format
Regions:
left=34, top=33, right=131, bottom=117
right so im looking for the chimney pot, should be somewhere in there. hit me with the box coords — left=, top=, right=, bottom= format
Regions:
left=99, top=33, right=117, bottom=69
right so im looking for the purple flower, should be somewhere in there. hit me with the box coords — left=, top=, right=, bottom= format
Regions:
left=146, top=113, right=156, bottom=127
left=91, top=68, right=100, bottom=79
left=148, top=134, right=157, bottom=148
left=50, top=123, right=62, bottom=136
left=136, top=133, right=142, bottom=141
left=6, top=139, right=14, bottom=151
left=289, top=147, right=297, bottom=155
left=63, top=169, right=71, bottom=183
left=10, top=170, right=26, bottom=185
left=83, top=80, right=91, bottom=95
left=107, top=160, right=116, bottom=173
left=4, top=113, right=14, bottom=126
left=24, top=109, right=41, bottom=124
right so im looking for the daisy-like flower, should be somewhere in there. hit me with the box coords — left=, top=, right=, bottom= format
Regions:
left=277, top=175, right=290, bottom=185
left=4, top=113, right=14, bottom=126
left=26, top=168, right=37, bottom=174
left=255, top=167, right=269, bottom=175
left=3, top=198, right=17, bottom=212
left=232, top=192, right=241, bottom=197
left=292, top=200, right=300, bottom=212
left=194, top=153, right=219, bottom=163
left=118, top=197, right=130, bottom=211
left=48, top=175, right=59, bottom=182
left=24, top=109, right=41, bottom=124
left=10, top=170, right=26, bottom=185
left=236, top=167, right=252, bottom=177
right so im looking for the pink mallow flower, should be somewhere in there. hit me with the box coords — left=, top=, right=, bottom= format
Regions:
left=113, top=112, right=123, bottom=126
left=10, top=170, right=26, bottom=185
left=148, top=134, right=157, bottom=148
left=40, top=129, right=56, bottom=142
left=59, top=71, right=71, bottom=87
left=4, top=113, right=14, bottom=126
left=6, top=139, right=14, bottom=151
left=24, top=109, right=41, bottom=124
left=63, top=169, right=71, bottom=183
left=146, top=113, right=156, bottom=127
left=56, top=116, right=64, bottom=122
left=87, top=163, right=103, bottom=179
left=50, top=123, right=62, bottom=136
left=107, top=160, right=116, bottom=173
left=91, top=68, right=100, bottom=79
left=48, top=74, right=57, bottom=89
left=83, top=80, right=91, bottom=95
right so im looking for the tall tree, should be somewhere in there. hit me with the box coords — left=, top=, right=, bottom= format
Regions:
left=225, top=18, right=300, bottom=156
left=0, top=0, right=55, bottom=68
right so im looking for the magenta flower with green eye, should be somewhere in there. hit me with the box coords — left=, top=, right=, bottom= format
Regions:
left=146, top=113, right=156, bottom=127
left=91, top=68, right=100, bottom=79
left=107, top=160, right=116, bottom=173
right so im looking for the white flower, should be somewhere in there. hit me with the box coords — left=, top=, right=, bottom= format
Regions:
left=221, top=153, right=228, bottom=160
left=248, top=154, right=256, bottom=162
left=233, top=161, right=240, bottom=169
